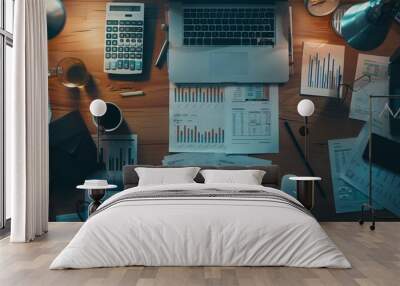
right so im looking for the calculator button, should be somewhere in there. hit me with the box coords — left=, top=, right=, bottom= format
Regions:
left=112, top=34, right=118, bottom=39
left=124, top=53, right=129, bottom=58
left=137, top=21, right=143, bottom=25
left=137, top=27, right=143, bottom=32
left=106, top=27, right=112, bottom=32
left=106, top=33, right=112, bottom=39
left=112, top=40, right=118, bottom=45
left=117, top=60, right=123, bottom=69
left=112, top=27, right=118, bottom=32
left=112, top=53, right=117, bottom=59
left=118, top=53, right=123, bottom=58
left=112, top=47, right=117, bottom=52
left=136, top=60, right=142, bottom=70
left=118, top=47, right=123, bottom=52
left=106, top=47, right=111, bottom=52
left=105, top=53, right=111, bottom=59
left=135, top=53, right=142, bottom=59
left=123, top=60, right=130, bottom=69
left=119, top=27, right=124, bottom=32
left=136, top=47, right=143, bottom=52
left=111, top=61, right=117, bottom=70
left=129, top=53, right=135, bottom=58
left=105, top=61, right=111, bottom=70
left=129, top=60, right=135, bottom=70
left=106, top=40, right=111, bottom=45
left=124, top=47, right=130, bottom=52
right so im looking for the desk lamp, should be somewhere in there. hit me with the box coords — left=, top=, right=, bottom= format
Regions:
left=90, top=99, right=107, bottom=163
left=297, top=99, right=315, bottom=161
left=340, top=0, right=400, bottom=51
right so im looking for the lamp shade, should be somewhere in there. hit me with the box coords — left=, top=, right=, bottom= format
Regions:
left=297, top=99, right=315, bottom=117
left=340, top=0, right=398, bottom=51
left=90, top=99, right=107, bottom=117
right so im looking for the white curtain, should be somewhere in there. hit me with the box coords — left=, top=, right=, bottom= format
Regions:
left=8, top=0, right=49, bottom=242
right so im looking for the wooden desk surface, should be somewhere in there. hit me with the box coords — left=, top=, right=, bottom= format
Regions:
left=48, top=0, right=400, bottom=219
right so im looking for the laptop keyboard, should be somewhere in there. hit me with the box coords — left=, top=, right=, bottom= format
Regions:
left=183, top=7, right=276, bottom=46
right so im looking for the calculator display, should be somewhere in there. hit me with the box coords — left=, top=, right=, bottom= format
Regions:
left=110, top=6, right=141, bottom=12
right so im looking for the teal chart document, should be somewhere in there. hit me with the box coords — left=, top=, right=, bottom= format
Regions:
left=169, top=83, right=279, bottom=154
left=342, top=125, right=400, bottom=217
left=328, top=138, right=382, bottom=213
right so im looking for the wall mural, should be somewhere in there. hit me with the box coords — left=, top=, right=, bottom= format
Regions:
left=47, top=0, right=400, bottom=223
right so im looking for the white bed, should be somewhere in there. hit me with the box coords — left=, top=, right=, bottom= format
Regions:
left=50, top=183, right=351, bottom=269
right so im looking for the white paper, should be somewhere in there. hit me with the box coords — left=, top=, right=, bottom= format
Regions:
left=300, top=42, right=345, bottom=98
left=349, top=54, right=390, bottom=122
left=169, top=83, right=279, bottom=154
left=224, top=85, right=279, bottom=153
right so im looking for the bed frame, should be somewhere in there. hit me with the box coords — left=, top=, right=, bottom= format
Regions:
left=123, top=165, right=281, bottom=190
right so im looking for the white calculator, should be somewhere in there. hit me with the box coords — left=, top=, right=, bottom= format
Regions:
left=104, top=2, right=144, bottom=74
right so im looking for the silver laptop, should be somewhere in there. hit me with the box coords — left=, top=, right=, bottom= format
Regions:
left=168, top=0, right=289, bottom=84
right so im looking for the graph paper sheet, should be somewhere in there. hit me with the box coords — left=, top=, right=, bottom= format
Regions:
left=300, top=42, right=345, bottom=98
left=169, top=84, right=279, bottom=154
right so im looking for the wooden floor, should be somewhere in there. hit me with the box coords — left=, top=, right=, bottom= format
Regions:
left=0, top=222, right=399, bottom=286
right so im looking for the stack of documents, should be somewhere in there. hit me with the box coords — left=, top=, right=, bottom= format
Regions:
left=328, top=124, right=400, bottom=215
left=162, top=153, right=272, bottom=167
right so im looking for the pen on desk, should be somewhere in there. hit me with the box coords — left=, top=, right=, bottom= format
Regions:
left=155, top=40, right=169, bottom=68
left=289, top=6, right=294, bottom=75
left=120, top=90, right=145, bottom=97
left=284, top=120, right=326, bottom=198
left=155, top=23, right=169, bottom=68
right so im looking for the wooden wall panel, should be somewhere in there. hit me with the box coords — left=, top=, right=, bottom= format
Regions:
left=48, top=0, right=400, bottom=219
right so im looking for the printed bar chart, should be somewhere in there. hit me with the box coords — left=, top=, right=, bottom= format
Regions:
left=301, top=42, right=345, bottom=98
left=307, top=52, right=342, bottom=90
left=173, top=86, right=224, bottom=103
left=170, top=84, right=226, bottom=152
left=169, top=83, right=279, bottom=154
left=93, top=134, right=138, bottom=186
left=176, top=125, right=225, bottom=144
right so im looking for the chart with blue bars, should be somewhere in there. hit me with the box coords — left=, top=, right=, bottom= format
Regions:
left=173, top=86, right=224, bottom=103
left=170, top=84, right=226, bottom=153
left=176, top=125, right=225, bottom=144
left=301, top=42, right=345, bottom=98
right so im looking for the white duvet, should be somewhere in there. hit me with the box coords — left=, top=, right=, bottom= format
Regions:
left=50, top=183, right=351, bottom=269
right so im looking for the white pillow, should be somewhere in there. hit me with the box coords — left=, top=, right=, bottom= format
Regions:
left=200, top=169, right=266, bottom=185
left=135, top=167, right=201, bottom=186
